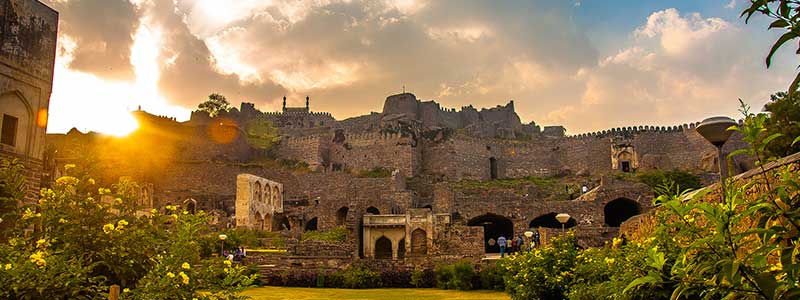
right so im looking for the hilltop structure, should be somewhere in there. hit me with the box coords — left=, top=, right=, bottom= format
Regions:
left=47, top=91, right=753, bottom=269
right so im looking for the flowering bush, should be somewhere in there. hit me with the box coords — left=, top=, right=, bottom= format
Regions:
left=502, top=233, right=578, bottom=300
left=0, top=163, right=255, bottom=299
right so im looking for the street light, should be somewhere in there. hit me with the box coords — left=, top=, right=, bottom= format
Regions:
left=218, top=234, right=227, bottom=257
left=555, top=213, right=571, bottom=235
left=696, top=116, right=737, bottom=202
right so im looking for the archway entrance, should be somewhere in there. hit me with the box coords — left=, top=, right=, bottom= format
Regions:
left=336, top=207, right=349, bottom=226
left=467, top=213, right=513, bottom=253
left=375, top=236, right=392, bottom=259
left=274, top=215, right=291, bottom=231
left=305, top=217, right=318, bottom=231
left=604, top=198, right=641, bottom=227
left=489, top=157, right=498, bottom=180
left=529, top=213, right=577, bottom=229
left=366, top=206, right=380, bottom=215
left=618, top=151, right=633, bottom=172
left=411, top=229, right=427, bottom=255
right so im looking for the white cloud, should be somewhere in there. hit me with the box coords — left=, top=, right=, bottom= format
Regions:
left=725, top=0, right=736, bottom=9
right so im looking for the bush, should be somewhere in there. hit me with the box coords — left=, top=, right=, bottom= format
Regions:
left=0, top=162, right=256, bottom=299
left=357, top=167, right=392, bottom=178
left=410, top=267, right=434, bottom=288
left=478, top=262, right=505, bottom=291
left=380, top=269, right=412, bottom=288
left=336, top=266, right=382, bottom=289
left=301, top=226, right=348, bottom=242
left=435, top=260, right=475, bottom=290
left=636, top=170, right=701, bottom=195
left=502, top=232, right=579, bottom=300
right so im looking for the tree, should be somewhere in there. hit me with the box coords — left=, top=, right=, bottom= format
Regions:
left=197, top=93, right=231, bottom=117
left=763, top=92, right=800, bottom=157
left=743, top=1, right=800, bottom=94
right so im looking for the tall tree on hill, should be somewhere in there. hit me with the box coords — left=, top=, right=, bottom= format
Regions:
left=763, top=92, right=800, bottom=157
left=197, top=93, right=231, bottom=117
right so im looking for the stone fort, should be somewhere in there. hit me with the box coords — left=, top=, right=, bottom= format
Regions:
left=46, top=92, right=753, bottom=269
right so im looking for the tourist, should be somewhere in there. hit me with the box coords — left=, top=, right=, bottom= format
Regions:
left=234, top=247, right=243, bottom=262
left=240, top=247, right=247, bottom=263
left=498, top=235, right=507, bottom=258
left=533, top=229, right=540, bottom=248
left=510, top=236, right=517, bottom=254
left=516, top=235, right=524, bottom=253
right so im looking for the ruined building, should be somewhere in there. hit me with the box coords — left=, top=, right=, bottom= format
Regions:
left=0, top=0, right=58, bottom=202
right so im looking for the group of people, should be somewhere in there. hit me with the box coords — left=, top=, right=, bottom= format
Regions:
left=222, top=247, right=247, bottom=262
left=494, top=230, right=540, bottom=258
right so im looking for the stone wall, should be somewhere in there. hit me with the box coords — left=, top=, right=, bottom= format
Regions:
left=331, top=132, right=420, bottom=176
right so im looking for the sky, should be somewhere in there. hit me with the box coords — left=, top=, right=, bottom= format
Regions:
left=43, top=0, right=798, bottom=136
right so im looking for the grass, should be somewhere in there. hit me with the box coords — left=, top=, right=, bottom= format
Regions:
left=242, top=287, right=510, bottom=300
left=451, top=176, right=557, bottom=191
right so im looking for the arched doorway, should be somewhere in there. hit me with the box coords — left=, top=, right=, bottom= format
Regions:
left=604, top=198, right=641, bottom=227
left=398, top=238, right=406, bottom=259
left=489, top=157, right=498, bottom=180
left=336, top=207, right=349, bottom=226
left=411, top=229, right=427, bottom=255
left=305, top=217, right=318, bottom=231
left=529, top=213, right=577, bottom=229
left=183, top=198, right=197, bottom=214
left=366, top=206, right=380, bottom=215
left=618, top=151, right=633, bottom=172
left=375, top=236, right=392, bottom=259
left=467, top=213, right=514, bottom=253
left=273, top=215, right=290, bottom=231
left=254, top=181, right=262, bottom=202
left=254, top=212, right=265, bottom=230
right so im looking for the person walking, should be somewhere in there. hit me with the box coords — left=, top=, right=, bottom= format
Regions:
left=516, top=235, right=524, bottom=253
left=498, top=235, right=507, bottom=258
left=533, top=229, right=541, bottom=248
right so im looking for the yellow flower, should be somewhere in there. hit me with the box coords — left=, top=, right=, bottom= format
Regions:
left=8, top=238, right=19, bottom=247
left=64, top=164, right=76, bottom=171
left=223, top=260, right=232, bottom=267
left=38, top=198, right=47, bottom=205
left=605, top=257, right=615, bottom=265
left=29, top=251, right=46, bottom=267
left=102, top=223, right=115, bottom=234
left=88, top=178, right=96, bottom=185
left=117, top=220, right=129, bottom=226
left=114, top=198, right=122, bottom=204
left=167, top=272, right=175, bottom=278
left=55, top=176, right=79, bottom=186
left=4, top=263, right=11, bottom=270
left=58, top=218, right=67, bottom=224
left=182, top=262, right=190, bottom=270
left=151, top=208, right=158, bottom=214
left=36, top=239, right=48, bottom=249
left=612, top=237, right=622, bottom=249
left=166, top=205, right=177, bottom=211
left=179, top=271, right=189, bottom=285
left=123, top=288, right=130, bottom=293
left=21, top=208, right=38, bottom=220
left=171, top=214, right=178, bottom=220
left=683, top=215, right=695, bottom=223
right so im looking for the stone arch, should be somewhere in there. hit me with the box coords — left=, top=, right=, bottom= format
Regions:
left=467, top=213, right=514, bottom=253
left=274, top=215, right=291, bottom=231
left=422, top=204, right=432, bottom=210
left=254, top=211, right=266, bottom=231
left=264, top=184, right=272, bottom=205
left=182, top=198, right=197, bottom=214
left=617, top=151, right=633, bottom=172
left=336, top=207, right=349, bottom=226
left=529, top=213, right=577, bottom=229
left=604, top=198, right=641, bottom=227
left=0, top=91, right=34, bottom=154
left=398, top=238, right=406, bottom=259
left=375, top=236, right=393, bottom=259
left=489, top=157, right=498, bottom=180
left=305, top=217, right=318, bottom=232
left=253, top=181, right=262, bottom=203
left=366, top=206, right=380, bottom=215
left=410, top=228, right=428, bottom=255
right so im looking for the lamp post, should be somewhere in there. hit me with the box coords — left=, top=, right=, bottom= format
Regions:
left=696, top=116, right=737, bottom=203
left=218, top=234, right=227, bottom=257
left=524, top=230, right=533, bottom=251
left=555, top=213, right=571, bottom=235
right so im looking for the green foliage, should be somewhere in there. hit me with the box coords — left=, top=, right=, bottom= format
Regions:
left=502, top=233, right=579, bottom=300
left=742, top=1, right=800, bottom=93
left=478, top=262, right=505, bottom=291
left=357, top=167, right=393, bottom=178
left=410, top=267, right=427, bottom=288
left=0, top=163, right=255, bottom=299
left=197, top=93, right=231, bottom=117
left=244, top=119, right=279, bottom=150
left=763, top=92, right=800, bottom=157
left=636, top=170, right=701, bottom=196
left=301, top=226, right=348, bottom=243
left=0, top=159, right=26, bottom=228
left=333, top=266, right=382, bottom=289
left=435, top=260, right=476, bottom=291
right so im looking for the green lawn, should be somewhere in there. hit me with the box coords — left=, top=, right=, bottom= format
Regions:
left=243, top=286, right=510, bottom=300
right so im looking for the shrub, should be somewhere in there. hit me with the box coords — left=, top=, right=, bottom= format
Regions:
left=380, top=269, right=412, bottom=287
left=636, top=170, right=701, bottom=195
left=435, top=260, right=475, bottom=290
left=336, top=266, right=382, bottom=289
left=478, top=262, right=505, bottom=291
left=410, top=267, right=434, bottom=288
left=301, top=226, right=348, bottom=242
left=502, top=232, right=579, bottom=300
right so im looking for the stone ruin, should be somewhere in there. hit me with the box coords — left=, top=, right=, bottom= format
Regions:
left=235, top=174, right=284, bottom=231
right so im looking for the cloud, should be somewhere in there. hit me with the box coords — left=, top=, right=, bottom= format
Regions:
left=725, top=0, right=736, bottom=9
left=541, top=8, right=793, bottom=133
left=43, top=0, right=140, bottom=80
